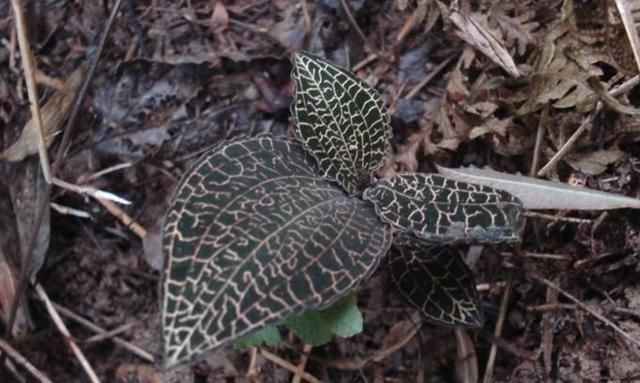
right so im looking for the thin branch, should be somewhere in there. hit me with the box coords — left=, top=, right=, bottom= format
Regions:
left=261, top=349, right=324, bottom=383
left=52, top=302, right=154, bottom=363
left=508, top=266, right=640, bottom=349
left=10, top=0, right=52, bottom=183
left=52, top=177, right=131, bottom=205
left=96, top=198, right=147, bottom=239
left=0, top=337, right=53, bottom=383
left=406, top=56, right=455, bottom=100
left=530, top=104, right=548, bottom=176
left=339, top=0, right=377, bottom=54
left=52, top=0, right=124, bottom=169
left=291, top=344, right=313, bottom=383
left=82, top=322, right=136, bottom=344
left=482, top=271, right=513, bottom=383
left=523, top=211, right=592, bottom=225
left=613, top=0, right=640, bottom=73
left=35, top=284, right=100, bottom=383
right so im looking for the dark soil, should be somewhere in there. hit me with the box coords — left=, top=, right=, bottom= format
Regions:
left=1, top=1, right=640, bottom=382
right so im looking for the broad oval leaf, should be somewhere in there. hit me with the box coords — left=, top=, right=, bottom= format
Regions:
left=161, top=136, right=391, bottom=368
left=363, top=173, right=523, bottom=244
left=388, top=242, right=483, bottom=327
left=291, top=52, right=391, bottom=195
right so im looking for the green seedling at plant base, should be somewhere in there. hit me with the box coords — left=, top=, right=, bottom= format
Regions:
left=159, top=52, right=523, bottom=368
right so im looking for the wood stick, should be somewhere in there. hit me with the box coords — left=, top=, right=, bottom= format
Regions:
left=52, top=302, right=154, bottom=363
left=0, top=337, right=53, bottom=383
left=261, top=349, right=324, bottom=383
left=35, top=284, right=100, bottom=383
left=10, top=0, right=52, bottom=183
left=482, top=271, right=513, bottom=383
left=291, top=344, right=313, bottom=383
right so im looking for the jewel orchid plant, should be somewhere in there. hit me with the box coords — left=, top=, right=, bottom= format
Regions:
left=160, top=52, right=523, bottom=368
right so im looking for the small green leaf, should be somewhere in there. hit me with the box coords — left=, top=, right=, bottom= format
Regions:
left=291, top=52, right=391, bottom=195
left=388, top=241, right=483, bottom=327
left=234, top=325, right=281, bottom=350
left=363, top=173, right=523, bottom=244
left=161, top=136, right=391, bottom=368
left=284, top=296, right=363, bottom=346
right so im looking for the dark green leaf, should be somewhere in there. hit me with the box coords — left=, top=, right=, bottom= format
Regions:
left=161, top=136, right=391, bottom=368
left=283, top=295, right=363, bottom=346
left=363, top=173, right=523, bottom=244
left=234, top=325, right=281, bottom=350
left=291, top=52, right=391, bottom=195
left=388, top=242, right=483, bottom=327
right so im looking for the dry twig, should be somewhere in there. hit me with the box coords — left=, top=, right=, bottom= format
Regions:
left=406, top=56, right=455, bottom=99
left=506, top=265, right=640, bottom=349
left=97, top=198, right=147, bottom=239
left=10, top=0, right=52, bottom=182
left=339, top=0, right=377, bottom=55
left=0, top=337, right=53, bottom=383
left=482, top=271, right=513, bottom=383
left=52, top=302, right=154, bottom=363
left=260, top=349, right=324, bottom=383
left=35, top=284, right=100, bottom=383
left=291, top=344, right=313, bottom=383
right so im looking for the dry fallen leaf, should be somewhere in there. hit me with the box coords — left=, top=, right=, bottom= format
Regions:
left=454, top=328, right=478, bottom=383
left=565, top=148, right=625, bottom=175
left=449, top=8, right=520, bottom=77
left=0, top=65, right=85, bottom=162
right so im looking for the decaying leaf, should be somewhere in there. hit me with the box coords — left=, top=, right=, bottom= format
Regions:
left=454, top=328, right=478, bottom=383
left=0, top=65, right=85, bottom=162
left=449, top=8, right=520, bottom=77
left=437, top=165, right=640, bottom=210
left=8, top=158, right=50, bottom=282
left=565, top=148, right=625, bottom=175
left=161, top=137, right=391, bottom=367
left=388, top=242, right=484, bottom=327
left=0, top=171, right=34, bottom=338
left=363, top=173, right=523, bottom=244
left=291, top=52, right=391, bottom=195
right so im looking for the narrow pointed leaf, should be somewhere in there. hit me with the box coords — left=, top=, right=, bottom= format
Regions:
left=161, top=136, right=391, bottom=368
left=436, top=165, right=640, bottom=210
left=388, top=242, right=483, bottom=327
left=363, top=173, right=523, bottom=244
left=291, top=52, right=391, bottom=194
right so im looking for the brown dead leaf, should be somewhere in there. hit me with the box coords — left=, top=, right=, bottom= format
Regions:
left=269, top=6, right=305, bottom=50
left=209, top=1, right=229, bottom=32
left=0, top=249, right=30, bottom=338
left=454, top=328, right=478, bottom=383
left=381, top=313, right=421, bottom=350
left=446, top=65, right=470, bottom=102
left=0, top=65, right=85, bottom=162
left=0, top=170, right=35, bottom=338
left=565, top=148, right=625, bottom=175
left=8, top=158, right=50, bottom=282
left=449, top=9, right=520, bottom=77
left=469, top=116, right=511, bottom=139
left=518, top=28, right=602, bottom=114
left=491, top=2, right=539, bottom=56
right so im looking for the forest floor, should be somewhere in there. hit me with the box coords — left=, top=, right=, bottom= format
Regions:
left=1, top=0, right=640, bottom=382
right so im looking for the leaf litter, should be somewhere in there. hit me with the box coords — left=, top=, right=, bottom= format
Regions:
left=1, top=0, right=640, bottom=382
